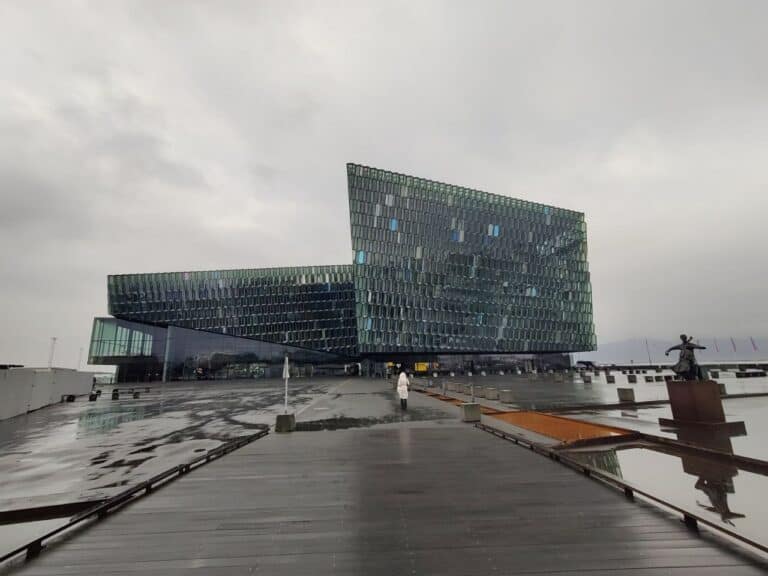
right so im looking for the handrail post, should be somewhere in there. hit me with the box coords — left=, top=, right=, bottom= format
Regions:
left=26, top=541, right=42, bottom=560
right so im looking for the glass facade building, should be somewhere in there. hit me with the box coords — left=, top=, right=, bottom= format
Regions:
left=89, top=163, right=595, bottom=381
left=89, top=317, right=345, bottom=382
left=107, top=265, right=357, bottom=356
left=348, top=163, right=595, bottom=355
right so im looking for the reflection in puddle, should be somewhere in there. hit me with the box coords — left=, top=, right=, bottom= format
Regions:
left=671, top=424, right=747, bottom=525
left=568, top=443, right=767, bottom=546
left=78, top=405, right=150, bottom=434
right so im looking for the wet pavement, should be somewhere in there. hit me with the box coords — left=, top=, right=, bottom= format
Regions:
left=3, top=373, right=768, bottom=569
left=7, top=381, right=766, bottom=575
left=0, top=379, right=346, bottom=513
left=427, top=371, right=768, bottom=409
left=562, top=396, right=768, bottom=461
left=567, top=445, right=768, bottom=549
left=421, top=373, right=768, bottom=551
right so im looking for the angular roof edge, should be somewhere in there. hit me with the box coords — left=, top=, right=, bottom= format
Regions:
left=108, top=263, right=353, bottom=279
left=346, top=162, right=584, bottom=218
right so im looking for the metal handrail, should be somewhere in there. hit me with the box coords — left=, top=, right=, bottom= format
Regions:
left=0, top=427, right=269, bottom=566
left=474, top=422, right=768, bottom=556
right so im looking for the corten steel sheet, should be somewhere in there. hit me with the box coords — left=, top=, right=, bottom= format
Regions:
left=666, top=380, right=726, bottom=423
left=488, top=411, right=633, bottom=443
left=10, top=423, right=764, bottom=575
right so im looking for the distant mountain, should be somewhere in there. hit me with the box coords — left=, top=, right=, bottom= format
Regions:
left=574, top=337, right=766, bottom=364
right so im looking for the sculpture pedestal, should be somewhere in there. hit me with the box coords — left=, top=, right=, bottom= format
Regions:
left=664, top=380, right=724, bottom=424
left=659, top=380, right=745, bottom=432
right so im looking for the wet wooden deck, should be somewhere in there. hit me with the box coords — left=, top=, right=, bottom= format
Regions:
left=13, top=420, right=766, bottom=575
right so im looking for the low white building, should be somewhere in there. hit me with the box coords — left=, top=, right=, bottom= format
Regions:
left=0, top=368, right=93, bottom=421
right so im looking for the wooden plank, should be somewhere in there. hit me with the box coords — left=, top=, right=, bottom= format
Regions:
left=13, top=424, right=766, bottom=575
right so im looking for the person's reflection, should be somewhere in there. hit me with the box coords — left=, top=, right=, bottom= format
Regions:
left=694, top=478, right=745, bottom=525
left=675, top=426, right=747, bottom=526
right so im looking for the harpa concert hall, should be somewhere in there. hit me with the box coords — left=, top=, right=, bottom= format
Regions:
left=89, top=164, right=596, bottom=382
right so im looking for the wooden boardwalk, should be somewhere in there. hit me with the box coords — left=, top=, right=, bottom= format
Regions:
left=13, top=419, right=766, bottom=575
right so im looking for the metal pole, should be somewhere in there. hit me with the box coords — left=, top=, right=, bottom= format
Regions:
left=48, top=337, right=57, bottom=369
left=645, top=338, right=652, bottom=366
left=283, top=355, right=289, bottom=414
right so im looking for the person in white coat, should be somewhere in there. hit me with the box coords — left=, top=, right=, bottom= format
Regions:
left=397, top=370, right=410, bottom=410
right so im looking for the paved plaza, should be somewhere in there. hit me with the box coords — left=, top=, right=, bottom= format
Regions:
left=7, top=379, right=766, bottom=575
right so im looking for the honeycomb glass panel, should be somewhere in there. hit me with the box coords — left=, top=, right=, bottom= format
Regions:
left=347, top=163, right=595, bottom=355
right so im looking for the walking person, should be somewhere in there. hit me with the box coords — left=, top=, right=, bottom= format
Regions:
left=397, top=370, right=410, bottom=410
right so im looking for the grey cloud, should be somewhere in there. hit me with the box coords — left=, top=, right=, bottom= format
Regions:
left=1, top=0, right=767, bottom=366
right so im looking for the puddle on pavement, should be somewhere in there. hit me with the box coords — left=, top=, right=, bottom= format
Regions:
left=0, top=380, right=337, bottom=560
left=567, top=445, right=768, bottom=547
left=562, top=396, right=768, bottom=461
left=424, top=373, right=768, bottom=410
left=0, top=381, right=335, bottom=509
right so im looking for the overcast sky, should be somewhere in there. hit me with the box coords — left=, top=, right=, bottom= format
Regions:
left=1, top=1, right=767, bottom=368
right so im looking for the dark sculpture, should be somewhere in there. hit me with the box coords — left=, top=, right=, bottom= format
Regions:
left=665, top=334, right=706, bottom=381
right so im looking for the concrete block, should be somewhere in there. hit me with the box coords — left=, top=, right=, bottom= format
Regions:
left=485, top=388, right=499, bottom=400
left=475, top=387, right=486, bottom=398
left=275, top=413, right=296, bottom=433
left=617, top=388, right=635, bottom=403
left=627, top=375, right=637, bottom=384
left=500, top=389, right=514, bottom=403
left=449, top=372, right=455, bottom=377
left=447, top=382, right=457, bottom=392
left=461, top=403, right=481, bottom=422
left=480, top=371, right=487, bottom=376
left=433, top=372, right=438, bottom=378
left=467, top=371, right=473, bottom=377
